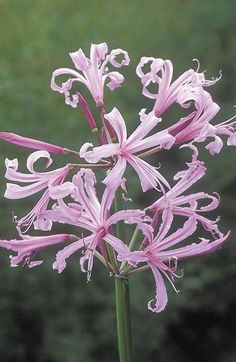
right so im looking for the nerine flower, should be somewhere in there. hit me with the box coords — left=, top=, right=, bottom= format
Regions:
left=0, top=234, right=74, bottom=268
left=5, top=150, right=70, bottom=232
left=42, top=169, right=150, bottom=278
left=149, top=149, right=222, bottom=238
left=136, top=57, right=219, bottom=117
left=51, top=42, right=130, bottom=108
left=136, top=57, right=194, bottom=116
left=80, top=108, right=175, bottom=191
left=118, top=208, right=229, bottom=313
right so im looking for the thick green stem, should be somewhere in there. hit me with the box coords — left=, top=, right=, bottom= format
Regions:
left=115, top=276, right=133, bottom=362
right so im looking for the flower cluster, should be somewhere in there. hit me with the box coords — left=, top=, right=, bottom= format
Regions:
left=0, top=43, right=235, bottom=313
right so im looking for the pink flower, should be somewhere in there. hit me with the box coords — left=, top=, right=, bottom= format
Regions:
left=149, top=150, right=222, bottom=238
left=136, top=57, right=194, bottom=116
left=51, top=42, right=130, bottom=107
left=42, top=169, right=150, bottom=278
left=80, top=108, right=175, bottom=191
left=118, top=209, right=229, bottom=313
left=195, top=114, right=236, bottom=155
left=136, top=57, right=220, bottom=117
left=168, top=84, right=221, bottom=150
left=5, top=151, right=70, bottom=232
left=0, top=132, right=64, bottom=154
left=0, top=234, right=74, bottom=268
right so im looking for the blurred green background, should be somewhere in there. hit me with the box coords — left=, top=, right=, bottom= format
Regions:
left=0, top=0, right=236, bottom=361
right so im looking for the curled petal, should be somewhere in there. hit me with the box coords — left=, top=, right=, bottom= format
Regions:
left=49, top=182, right=76, bottom=199
left=108, top=49, right=130, bottom=68
left=80, top=142, right=120, bottom=163
left=27, top=151, right=53, bottom=174
left=148, top=265, right=168, bottom=313
left=90, top=42, right=108, bottom=62
left=227, top=133, right=236, bottom=146
left=50, top=68, right=86, bottom=93
left=106, top=71, right=124, bottom=90
left=53, top=237, right=88, bottom=273
left=69, top=49, right=91, bottom=71
left=205, top=136, right=224, bottom=155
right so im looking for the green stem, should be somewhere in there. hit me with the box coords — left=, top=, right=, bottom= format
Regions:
left=115, top=276, right=133, bottom=362
left=120, top=226, right=139, bottom=272
left=114, top=187, right=133, bottom=361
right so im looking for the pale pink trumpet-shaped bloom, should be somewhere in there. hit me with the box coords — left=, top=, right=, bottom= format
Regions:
left=51, top=42, right=130, bottom=107
left=0, top=234, right=74, bottom=268
left=5, top=151, right=70, bottom=232
left=118, top=208, right=229, bottom=313
left=0, top=132, right=64, bottom=154
left=80, top=108, right=175, bottom=191
left=41, top=169, right=151, bottom=278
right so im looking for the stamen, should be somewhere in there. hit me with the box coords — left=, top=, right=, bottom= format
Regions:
left=192, top=58, right=201, bottom=73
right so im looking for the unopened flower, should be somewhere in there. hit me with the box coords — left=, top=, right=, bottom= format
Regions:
left=0, top=132, right=65, bottom=154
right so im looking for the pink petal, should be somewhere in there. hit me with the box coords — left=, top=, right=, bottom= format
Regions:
left=106, top=71, right=124, bottom=90
left=155, top=216, right=197, bottom=251
left=154, top=208, right=174, bottom=243
left=53, top=237, right=90, bottom=273
left=158, top=231, right=230, bottom=260
left=90, top=43, right=108, bottom=62
left=69, top=49, right=91, bottom=71
left=104, top=108, right=127, bottom=144
left=128, top=156, right=169, bottom=192
left=107, top=49, right=130, bottom=68
left=103, top=233, right=130, bottom=255
left=206, top=136, right=224, bottom=155
left=102, top=157, right=127, bottom=189
left=107, top=209, right=145, bottom=228
left=80, top=142, right=120, bottom=163
left=148, top=265, right=168, bottom=313
left=0, top=234, right=72, bottom=267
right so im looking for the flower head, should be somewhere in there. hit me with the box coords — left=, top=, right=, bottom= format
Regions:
left=118, top=208, right=229, bottom=312
left=80, top=108, right=175, bottom=191
left=42, top=169, right=150, bottom=278
left=51, top=42, right=130, bottom=108
left=5, top=151, right=70, bottom=232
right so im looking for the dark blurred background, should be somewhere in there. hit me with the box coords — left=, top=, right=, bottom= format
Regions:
left=0, top=1, right=236, bottom=361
